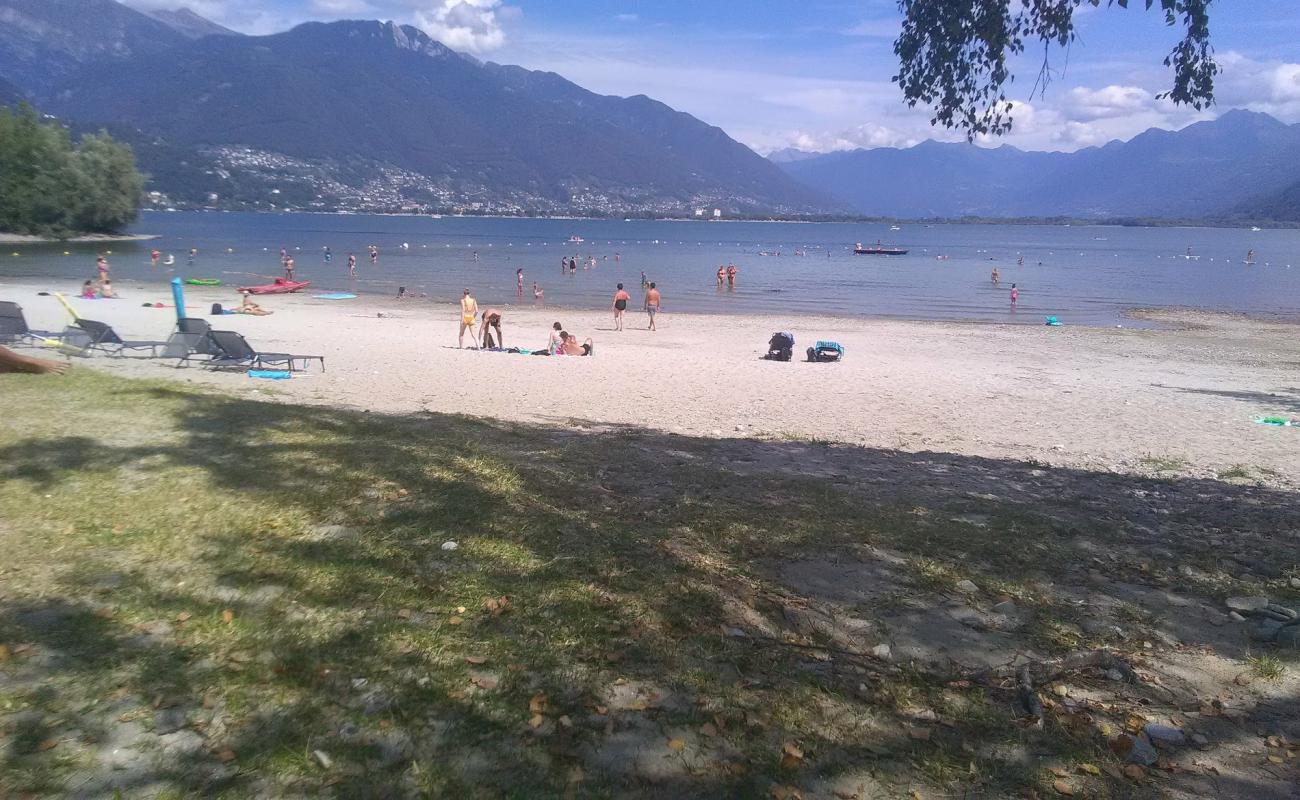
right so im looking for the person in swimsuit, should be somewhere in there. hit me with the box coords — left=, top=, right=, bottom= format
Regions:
left=517, top=268, right=524, bottom=293
left=533, top=282, right=543, bottom=301
left=96, top=255, right=110, bottom=283
left=284, top=256, right=295, bottom=280
left=458, top=288, right=478, bottom=348
left=1010, top=283, right=1019, bottom=306
left=480, top=308, right=503, bottom=348
left=716, top=265, right=726, bottom=287
left=238, top=291, right=272, bottom=316
left=98, top=279, right=117, bottom=298
left=990, top=268, right=999, bottom=285
left=645, top=282, right=661, bottom=331
left=348, top=252, right=357, bottom=277
left=81, top=280, right=97, bottom=299
left=547, top=321, right=564, bottom=353
left=323, top=246, right=332, bottom=263
left=150, top=249, right=160, bottom=266
left=612, top=283, right=631, bottom=331
left=560, top=332, right=593, bottom=356
left=727, top=263, right=737, bottom=288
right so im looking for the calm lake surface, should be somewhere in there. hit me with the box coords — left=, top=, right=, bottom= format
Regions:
left=3, top=212, right=1298, bottom=326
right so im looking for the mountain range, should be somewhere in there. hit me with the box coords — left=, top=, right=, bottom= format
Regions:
left=775, top=111, right=1300, bottom=222
left=0, top=0, right=833, bottom=216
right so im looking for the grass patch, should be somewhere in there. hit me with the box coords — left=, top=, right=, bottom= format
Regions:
left=1247, top=653, right=1287, bottom=682
left=0, top=370, right=1297, bottom=798
left=1216, top=464, right=1253, bottom=481
left=1138, top=454, right=1188, bottom=473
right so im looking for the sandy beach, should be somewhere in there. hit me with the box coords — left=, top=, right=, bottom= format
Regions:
left=4, top=276, right=1298, bottom=484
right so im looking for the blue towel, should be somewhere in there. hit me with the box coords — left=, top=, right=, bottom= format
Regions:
left=249, top=370, right=291, bottom=380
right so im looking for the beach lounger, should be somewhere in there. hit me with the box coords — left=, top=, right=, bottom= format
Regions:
left=161, top=318, right=219, bottom=361
left=62, top=319, right=169, bottom=357
left=201, top=330, right=325, bottom=372
left=0, top=301, right=64, bottom=345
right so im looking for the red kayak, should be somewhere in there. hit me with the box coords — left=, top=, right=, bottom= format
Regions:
left=238, top=278, right=312, bottom=295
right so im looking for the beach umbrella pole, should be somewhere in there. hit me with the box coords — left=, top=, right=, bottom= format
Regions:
left=171, top=277, right=186, bottom=323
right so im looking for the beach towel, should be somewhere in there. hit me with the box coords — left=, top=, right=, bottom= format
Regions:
left=314, top=293, right=357, bottom=300
left=248, top=369, right=292, bottom=380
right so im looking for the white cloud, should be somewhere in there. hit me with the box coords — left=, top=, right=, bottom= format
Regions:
left=1063, top=85, right=1154, bottom=120
left=313, top=0, right=375, bottom=14
left=414, top=0, right=511, bottom=53
left=1214, top=51, right=1300, bottom=122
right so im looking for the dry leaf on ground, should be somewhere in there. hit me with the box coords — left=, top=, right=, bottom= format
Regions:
left=221, top=609, right=234, bottom=624
left=667, top=738, right=686, bottom=752
left=465, top=655, right=488, bottom=665
left=1053, top=779, right=1075, bottom=796
left=529, top=693, right=548, bottom=714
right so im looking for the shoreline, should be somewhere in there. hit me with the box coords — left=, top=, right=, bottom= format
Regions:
left=5, top=273, right=1298, bottom=331
left=3, top=277, right=1297, bottom=488
left=0, top=232, right=160, bottom=245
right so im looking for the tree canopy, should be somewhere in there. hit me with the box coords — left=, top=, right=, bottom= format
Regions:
left=0, top=104, right=144, bottom=237
left=894, top=0, right=1216, bottom=138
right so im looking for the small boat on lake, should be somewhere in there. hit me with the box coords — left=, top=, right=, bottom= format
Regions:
left=854, top=241, right=908, bottom=256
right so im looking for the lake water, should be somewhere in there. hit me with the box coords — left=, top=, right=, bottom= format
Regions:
left=3, top=211, right=1299, bottom=326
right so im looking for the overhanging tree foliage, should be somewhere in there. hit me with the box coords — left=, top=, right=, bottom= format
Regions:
left=0, top=104, right=144, bottom=237
left=894, top=0, right=1216, bottom=138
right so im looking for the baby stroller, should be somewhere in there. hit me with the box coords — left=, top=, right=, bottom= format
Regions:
left=806, top=340, right=845, bottom=363
left=765, top=331, right=795, bottom=361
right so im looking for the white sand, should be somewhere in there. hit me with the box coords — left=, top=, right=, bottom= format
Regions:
left=5, top=277, right=1298, bottom=485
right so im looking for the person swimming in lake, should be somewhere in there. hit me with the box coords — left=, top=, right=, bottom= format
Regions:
left=612, top=283, right=631, bottom=331
left=727, top=263, right=737, bottom=288
left=323, top=246, right=332, bottom=263
left=716, top=265, right=726, bottom=287
left=458, top=288, right=478, bottom=348
left=533, top=282, right=544, bottom=302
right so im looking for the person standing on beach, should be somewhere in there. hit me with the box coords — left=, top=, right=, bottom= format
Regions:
left=348, top=252, right=357, bottom=277
left=1010, top=283, right=1019, bottom=306
left=612, top=283, right=631, bottom=331
left=96, top=255, right=110, bottom=283
left=645, top=282, right=661, bottom=331
left=459, top=288, right=479, bottom=348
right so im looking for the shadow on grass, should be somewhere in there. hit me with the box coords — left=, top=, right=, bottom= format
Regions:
left=1, top=374, right=1298, bottom=798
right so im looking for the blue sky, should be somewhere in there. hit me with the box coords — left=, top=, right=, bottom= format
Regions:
left=126, top=0, right=1300, bottom=153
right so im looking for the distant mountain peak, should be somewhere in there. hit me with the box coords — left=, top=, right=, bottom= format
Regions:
left=139, top=6, right=238, bottom=39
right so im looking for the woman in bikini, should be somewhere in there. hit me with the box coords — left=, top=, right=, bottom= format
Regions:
left=458, top=288, right=478, bottom=348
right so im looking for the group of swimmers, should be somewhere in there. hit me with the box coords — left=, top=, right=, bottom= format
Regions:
left=715, top=263, right=739, bottom=288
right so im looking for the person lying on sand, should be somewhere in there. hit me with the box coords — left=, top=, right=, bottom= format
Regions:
left=0, top=345, right=68, bottom=374
left=237, top=291, right=272, bottom=316
left=558, top=332, right=593, bottom=357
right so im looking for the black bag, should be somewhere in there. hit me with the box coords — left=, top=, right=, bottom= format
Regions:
left=210, top=303, right=223, bottom=315
left=765, top=332, right=794, bottom=361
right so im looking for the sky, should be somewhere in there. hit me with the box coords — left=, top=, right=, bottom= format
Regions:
left=123, top=0, right=1300, bottom=154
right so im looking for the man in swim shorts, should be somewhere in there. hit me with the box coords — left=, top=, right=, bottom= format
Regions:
left=459, top=288, right=478, bottom=348
left=645, top=282, right=661, bottom=331
left=481, top=308, right=503, bottom=348
left=612, top=283, right=631, bottom=331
